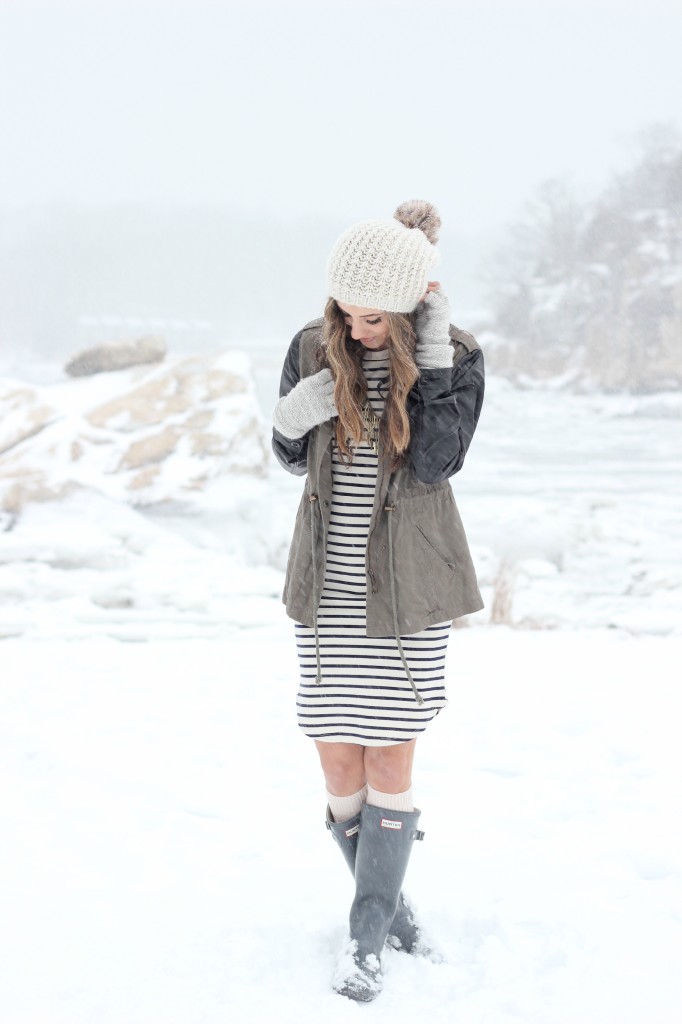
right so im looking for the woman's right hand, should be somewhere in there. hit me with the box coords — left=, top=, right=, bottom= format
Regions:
left=272, top=368, right=338, bottom=440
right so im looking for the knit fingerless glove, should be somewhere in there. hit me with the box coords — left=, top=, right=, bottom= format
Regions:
left=414, top=291, right=453, bottom=369
left=273, top=367, right=338, bottom=440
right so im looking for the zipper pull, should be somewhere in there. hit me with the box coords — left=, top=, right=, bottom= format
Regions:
left=368, top=568, right=378, bottom=594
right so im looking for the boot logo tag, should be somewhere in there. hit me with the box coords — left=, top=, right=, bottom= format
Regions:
left=381, top=818, right=403, bottom=830
left=345, top=824, right=360, bottom=838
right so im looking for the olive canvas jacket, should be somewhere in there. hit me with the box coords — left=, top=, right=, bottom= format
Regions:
left=272, top=318, right=485, bottom=639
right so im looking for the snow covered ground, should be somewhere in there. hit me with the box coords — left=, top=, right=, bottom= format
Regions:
left=2, top=628, right=681, bottom=1023
left=1, top=346, right=681, bottom=1020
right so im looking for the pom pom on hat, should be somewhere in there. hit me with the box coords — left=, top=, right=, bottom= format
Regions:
left=393, top=199, right=441, bottom=245
left=326, top=200, right=441, bottom=313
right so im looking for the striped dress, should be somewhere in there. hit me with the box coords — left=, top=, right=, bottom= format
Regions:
left=295, top=347, right=451, bottom=746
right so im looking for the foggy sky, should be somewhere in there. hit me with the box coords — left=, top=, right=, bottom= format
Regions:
left=2, top=0, right=681, bottom=234
left=1, top=0, right=681, bottom=356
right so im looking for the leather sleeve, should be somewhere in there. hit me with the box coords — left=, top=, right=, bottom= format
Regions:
left=407, top=347, right=485, bottom=484
left=271, top=330, right=310, bottom=475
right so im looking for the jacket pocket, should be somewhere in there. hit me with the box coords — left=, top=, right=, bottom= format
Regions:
left=409, top=522, right=458, bottom=615
left=413, top=523, right=457, bottom=571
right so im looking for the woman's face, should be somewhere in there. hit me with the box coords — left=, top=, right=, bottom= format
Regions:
left=335, top=300, right=390, bottom=350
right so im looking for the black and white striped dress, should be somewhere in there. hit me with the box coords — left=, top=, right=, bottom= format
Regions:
left=295, top=347, right=451, bottom=746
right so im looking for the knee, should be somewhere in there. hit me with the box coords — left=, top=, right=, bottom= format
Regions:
left=365, top=746, right=413, bottom=793
left=318, top=745, right=366, bottom=796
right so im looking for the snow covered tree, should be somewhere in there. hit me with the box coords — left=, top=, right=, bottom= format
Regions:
left=485, top=125, right=682, bottom=392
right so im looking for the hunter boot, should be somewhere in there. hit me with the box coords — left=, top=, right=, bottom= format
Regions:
left=325, top=806, right=425, bottom=954
left=332, top=803, right=424, bottom=1002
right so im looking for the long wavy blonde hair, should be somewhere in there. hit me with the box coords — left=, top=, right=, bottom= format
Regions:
left=318, top=298, right=419, bottom=470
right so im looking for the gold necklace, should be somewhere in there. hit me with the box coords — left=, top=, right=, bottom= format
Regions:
left=361, top=401, right=380, bottom=453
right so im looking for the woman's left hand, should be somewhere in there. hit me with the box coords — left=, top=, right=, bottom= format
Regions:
left=414, top=289, right=453, bottom=369
left=419, top=281, right=441, bottom=301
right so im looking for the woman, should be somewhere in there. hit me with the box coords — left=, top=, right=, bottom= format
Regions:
left=272, top=200, right=485, bottom=1001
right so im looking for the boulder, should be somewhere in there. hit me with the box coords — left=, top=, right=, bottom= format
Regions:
left=0, top=382, right=57, bottom=456
left=0, top=351, right=268, bottom=513
left=64, top=335, right=166, bottom=377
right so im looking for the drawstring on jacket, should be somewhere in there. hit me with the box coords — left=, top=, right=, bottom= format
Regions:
left=385, top=504, right=424, bottom=706
left=308, top=492, right=424, bottom=706
left=309, top=494, right=322, bottom=684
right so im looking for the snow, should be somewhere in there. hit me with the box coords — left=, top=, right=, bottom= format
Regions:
left=0, top=350, right=268, bottom=516
left=1, top=629, right=681, bottom=1022
left=1, top=347, right=681, bottom=1019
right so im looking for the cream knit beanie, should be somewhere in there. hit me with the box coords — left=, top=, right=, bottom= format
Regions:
left=326, top=200, right=441, bottom=313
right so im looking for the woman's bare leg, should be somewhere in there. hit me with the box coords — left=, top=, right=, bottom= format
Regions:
left=315, top=740, right=367, bottom=796
left=364, top=739, right=416, bottom=794
left=315, top=738, right=417, bottom=796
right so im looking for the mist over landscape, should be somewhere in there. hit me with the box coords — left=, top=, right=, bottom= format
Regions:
left=0, top=202, right=495, bottom=363
left=2, top=125, right=680, bottom=395
left=2, top=0, right=682, bottom=390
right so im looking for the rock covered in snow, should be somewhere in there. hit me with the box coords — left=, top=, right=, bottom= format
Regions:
left=64, top=335, right=166, bottom=377
left=0, top=383, right=58, bottom=456
left=0, top=351, right=269, bottom=513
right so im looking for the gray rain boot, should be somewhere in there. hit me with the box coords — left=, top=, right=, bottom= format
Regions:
left=332, top=803, right=424, bottom=1002
left=325, top=806, right=426, bottom=955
